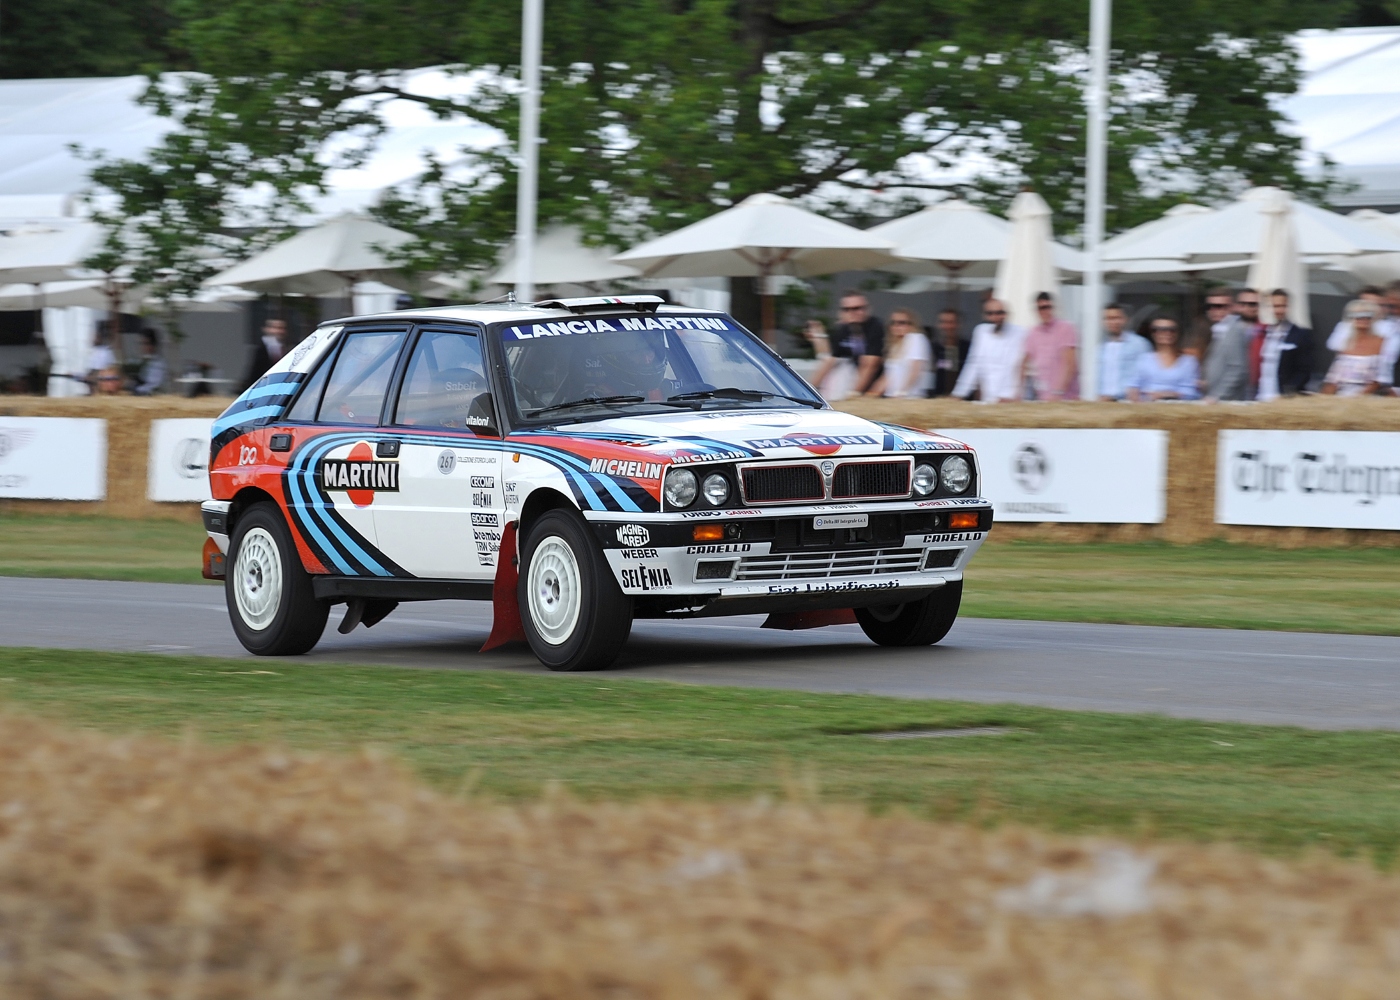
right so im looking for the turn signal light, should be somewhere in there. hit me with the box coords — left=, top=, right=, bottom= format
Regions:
left=950, top=512, right=980, bottom=530
left=692, top=524, right=725, bottom=542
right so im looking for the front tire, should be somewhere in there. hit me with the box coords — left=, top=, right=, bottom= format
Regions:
left=519, top=509, right=633, bottom=671
left=855, top=581, right=962, bottom=647
left=225, top=502, right=329, bottom=656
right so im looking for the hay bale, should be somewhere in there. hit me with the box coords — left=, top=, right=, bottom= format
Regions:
left=843, top=397, right=1400, bottom=547
left=0, top=396, right=229, bottom=522
left=1, top=712, right=1399, bottom=998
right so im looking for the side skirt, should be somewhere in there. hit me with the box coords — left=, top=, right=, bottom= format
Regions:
left=312, top=577, right=494, bottom=603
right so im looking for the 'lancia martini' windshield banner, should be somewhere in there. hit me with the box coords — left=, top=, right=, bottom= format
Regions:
left=500, top=315, right=735, bottom=340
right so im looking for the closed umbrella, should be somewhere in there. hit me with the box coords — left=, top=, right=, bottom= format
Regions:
left=992, top=191, right=1059, bottom=329
left=613, top=193, right=897, bottom=341
left=203, top=214, right=417, bottom=296
left=1247, top=188, right=1310, bottom=327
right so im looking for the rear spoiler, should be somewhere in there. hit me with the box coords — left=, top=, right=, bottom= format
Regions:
left=532, top=294, right=664, bottom=314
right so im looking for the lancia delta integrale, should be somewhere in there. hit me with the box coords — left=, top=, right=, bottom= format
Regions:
left=203, top=296, right=992, bottom=670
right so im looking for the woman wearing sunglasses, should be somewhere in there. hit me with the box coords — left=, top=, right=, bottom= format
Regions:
left=866, top=308, right=932, bottom=398
left=1126, top=319, right=1199, bottom=402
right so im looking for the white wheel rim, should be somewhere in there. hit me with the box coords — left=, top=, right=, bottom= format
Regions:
left=233, top=527, right=283, bottom=631
left=527, top=535, right=582, bottom=646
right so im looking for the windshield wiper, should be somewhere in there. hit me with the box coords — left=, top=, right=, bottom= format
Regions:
left=667, top=387, right=824, bottom=408
left=526, top=394, right=647, bottom=416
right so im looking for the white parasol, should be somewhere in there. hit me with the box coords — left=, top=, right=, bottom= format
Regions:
left=1246, top=188, right=1311, bottom=326
left=203, top=214, right=417, bottom=296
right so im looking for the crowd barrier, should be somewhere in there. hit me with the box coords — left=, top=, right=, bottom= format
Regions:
left=3, top=396, right=1399, bottom=547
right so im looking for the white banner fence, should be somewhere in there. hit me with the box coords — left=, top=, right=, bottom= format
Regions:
left=0, top=417, right=106, bottom=500
left=147, top=419, right=214, bottom=502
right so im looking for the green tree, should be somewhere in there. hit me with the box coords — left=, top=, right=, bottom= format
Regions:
left=0, top=0, right=187, bottom=78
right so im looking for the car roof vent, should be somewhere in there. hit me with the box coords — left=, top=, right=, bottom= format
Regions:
left=533, top=294, right=665, bottom=314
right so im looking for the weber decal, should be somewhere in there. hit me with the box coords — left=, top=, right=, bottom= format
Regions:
left=320, top=459, right=399, bottom=492
left=618, top=547, right=658, bottom=560
left=619, top=565, right=673, bottom=591
left=589, top=458, right=663, bottom=480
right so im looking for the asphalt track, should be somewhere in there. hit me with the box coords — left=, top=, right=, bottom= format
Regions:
left=2, top=576, right=1399, bottom=731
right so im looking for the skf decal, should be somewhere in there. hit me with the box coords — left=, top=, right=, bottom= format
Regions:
left=743, top=433, right=878, bottom=455
left=320, top=443, right=399, bottom=507
left=589, top=458, right=663, bottom=480
left=619, top=565, right=673, bottom=591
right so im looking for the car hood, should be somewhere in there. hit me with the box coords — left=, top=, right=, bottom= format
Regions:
left=514, top=407, right=969, bottom=465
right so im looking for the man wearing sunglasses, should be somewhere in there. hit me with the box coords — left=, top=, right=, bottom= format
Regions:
left=1202, top=289, right=1253, bottom=402
left=809, top=290, right=885, bottom=398
left=952, top=298, right=1026, bottom=403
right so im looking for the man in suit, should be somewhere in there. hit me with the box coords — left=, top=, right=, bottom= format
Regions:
left=242, top=318, right=287, bottom=391
left=1257, top=289, right=1313, bottom=399
left=1202, top=288, right=1254, bottom=402
left=931, top=308, right=972, bottom=397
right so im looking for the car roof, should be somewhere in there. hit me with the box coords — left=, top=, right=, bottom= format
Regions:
left=319, top=300, right=730, bottom=329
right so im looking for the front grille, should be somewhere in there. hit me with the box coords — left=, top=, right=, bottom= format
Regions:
left=832, top=461, right=909, bottom=498
left=742, top=464, right=823, bottom=504
left=736, top=547, right=924, bottom=581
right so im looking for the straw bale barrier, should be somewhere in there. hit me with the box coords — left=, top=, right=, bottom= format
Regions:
left=0, top=396, right=228, bottom=521
left=5, top=395, right=1400, bottom=545
left=1, top=712, right=1399, bottom=998
left=841, top=396, right=1400, bottom=548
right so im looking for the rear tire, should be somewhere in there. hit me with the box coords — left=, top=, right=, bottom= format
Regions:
left=225, top=502, right=330, bottom=656
left=855, top=581, right=962, bottom=647
left=519, top=509, right=633, bottom=671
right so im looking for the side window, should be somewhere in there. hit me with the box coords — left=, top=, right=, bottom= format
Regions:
left=315, top=329, right=408, bottom=425
left=283, top=351, right=333, bottom=422
left=394, top=330, right=487, bottom=429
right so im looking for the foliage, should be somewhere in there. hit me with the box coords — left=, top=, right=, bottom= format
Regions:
left=0, top=0, right=186, bottom=79
left=74, top=0, right=1384, bottom=280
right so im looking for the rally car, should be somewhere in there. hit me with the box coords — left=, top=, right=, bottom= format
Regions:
left=203, top=295, right=992, bottom=671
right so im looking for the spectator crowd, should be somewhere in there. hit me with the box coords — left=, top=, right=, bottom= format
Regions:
left=802, top=282, right=1400, bottom=402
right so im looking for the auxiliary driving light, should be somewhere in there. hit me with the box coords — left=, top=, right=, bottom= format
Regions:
left=949, top=512, right=980, bottom=530
left=692, top=524, right=725, bottom=542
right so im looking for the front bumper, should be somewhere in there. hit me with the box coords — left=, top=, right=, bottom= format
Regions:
left=587, top=499, right=992, bottom=609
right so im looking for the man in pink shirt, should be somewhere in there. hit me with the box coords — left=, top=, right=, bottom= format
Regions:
left=1020, top=291, right=1079, bottom=400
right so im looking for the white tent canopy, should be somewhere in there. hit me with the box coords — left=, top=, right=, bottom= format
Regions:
left=492, top=225, right=637, bottom=287
left=204, top=213, right=417, bottom=295
left=1342, top=210, right=1400, bottom=286
left=871, top=199, right=1085, bottom=279
left=0, top=221, right=103, bottom=284
left=613, top=193, right=896, bottom=279
left=1102, top=186, right=1400, bottom=265
left=0, top=278, right=141, bottom=312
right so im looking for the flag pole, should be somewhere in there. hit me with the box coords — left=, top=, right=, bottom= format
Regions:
left=514, top=0, right=543, bottom=303
left=1081, top=0, right=1110, bottom=400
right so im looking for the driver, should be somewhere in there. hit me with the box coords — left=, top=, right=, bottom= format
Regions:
left=592, top=331, right=671, bottom=400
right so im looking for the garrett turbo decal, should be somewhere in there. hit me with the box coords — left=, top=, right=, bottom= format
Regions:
left=589, top=458, right=663, bottom=480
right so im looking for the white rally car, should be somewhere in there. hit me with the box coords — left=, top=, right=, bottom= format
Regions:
left=204, top=295, right=992, bottom=670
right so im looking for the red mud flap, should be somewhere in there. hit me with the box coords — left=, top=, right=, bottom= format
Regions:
left=202, top=537, right=226, bottom=580
left=760, top=608, right=858, bottom=630
left=480, top=521, right=528, bottom=652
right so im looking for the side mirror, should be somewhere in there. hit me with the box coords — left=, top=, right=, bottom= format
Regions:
left=466, top=393, right=499, bottom=436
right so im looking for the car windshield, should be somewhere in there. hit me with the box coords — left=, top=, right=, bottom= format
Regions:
left=496, top=313, right=823, bottom=421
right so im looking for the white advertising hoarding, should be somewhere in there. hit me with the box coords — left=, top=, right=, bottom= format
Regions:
left=1217, top=430, right=1400, bottom=530
left=939, top=428, right=1168, bottom=523
left=148, top=418, right=214, bottom=502
left=0, top=417, right=106, bottom=500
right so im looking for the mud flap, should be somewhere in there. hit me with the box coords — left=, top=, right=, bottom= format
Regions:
left=761, top=608, right=859, bottom=630
left=480, top=521, right=528, bottom=651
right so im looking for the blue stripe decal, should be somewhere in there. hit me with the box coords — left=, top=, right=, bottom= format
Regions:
left=239, top=381, right=301, bottom=403
left=283, top=438, right=357, bottom=575
left=285, top=435, right=391, bottom=576
left=212, top=404, right=286, bottom=437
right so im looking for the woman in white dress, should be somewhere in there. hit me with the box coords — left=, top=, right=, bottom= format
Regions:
left=867, top=308, right=932, bottom=398
left=1322, top=300, right=1390, bottom=397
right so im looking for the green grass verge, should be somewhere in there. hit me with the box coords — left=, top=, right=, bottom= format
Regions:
left=2, top=513, right=1398, bottom=633
left=0, top=513, right=210, bottom=585
left=3, top=647, right=1400, bottom=865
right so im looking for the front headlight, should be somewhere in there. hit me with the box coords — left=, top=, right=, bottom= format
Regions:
left=664, top=468, right=698, bottom=508
left=939, top=455, right=971, bottom=494
left=912, top=463, right=937, bottom=496
left=702, top=473, right=730, bottom=506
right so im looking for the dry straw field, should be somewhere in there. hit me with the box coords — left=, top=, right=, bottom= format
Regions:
left=4, top=712, right=1400, bottom=999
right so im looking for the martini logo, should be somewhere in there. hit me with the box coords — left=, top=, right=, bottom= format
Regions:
left=744, top=433, right=878, bottom=456
left=320, top=442, right=398, bottom=507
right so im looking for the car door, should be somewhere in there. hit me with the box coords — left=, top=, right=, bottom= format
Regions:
left=371, top=325, right=505, bottom=579
left=280, top=324, right=410, bottom=578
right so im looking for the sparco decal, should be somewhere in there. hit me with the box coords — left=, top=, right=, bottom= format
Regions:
left=471, top=512, right=499, bottom=526
left=616, top=524, right=651, bottom=547
left=589, top=458, right=663, bottom=480
left=619, top=566, right=673, bottom=590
